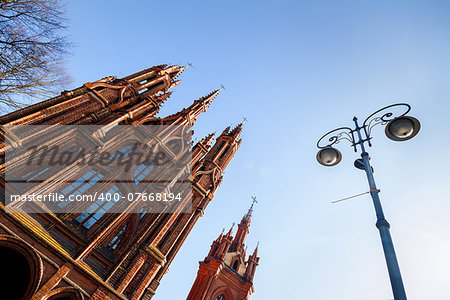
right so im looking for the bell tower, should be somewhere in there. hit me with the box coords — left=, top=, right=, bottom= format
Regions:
left=187, top=201, right=260, bottom=300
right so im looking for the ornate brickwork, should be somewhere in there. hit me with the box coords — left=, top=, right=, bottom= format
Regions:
left=187, top=204, right=260, bottom=300
left=0, top=65, right=242, bottom=299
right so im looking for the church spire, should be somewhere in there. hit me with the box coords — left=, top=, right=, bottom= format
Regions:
left=245, top=242, right=260, bottom=282
left=161, top=89, right=221, bottom=126
left=199, top=132, right=215, bottom=147
left=187, top=199, right=260, bottom=300
left=192, top=132, right=215, bottom=167
left=243, top=196, right=258, bottom=225
left=229, top=122, right=243, bottom=139
left=226, top=222, right=235, bottom=238
left=229, top=198, right=257, bottom=253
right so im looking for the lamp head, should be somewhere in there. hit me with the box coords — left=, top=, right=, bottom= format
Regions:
left=385, top=116, right=421, bottom=141
left=316, top=147, right=342, bottom=167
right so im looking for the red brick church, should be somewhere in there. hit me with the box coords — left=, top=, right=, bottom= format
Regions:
left=0, top=65, right=258, bottom=300
left=187, top=203, right=259, bottom=300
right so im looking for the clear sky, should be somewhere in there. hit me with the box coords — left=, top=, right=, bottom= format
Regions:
left=56, top=1, right=450, bottom=299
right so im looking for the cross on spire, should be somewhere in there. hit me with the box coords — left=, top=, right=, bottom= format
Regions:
left=243, top=196, right=258, bottom=223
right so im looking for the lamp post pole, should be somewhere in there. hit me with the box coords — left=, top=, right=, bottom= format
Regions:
left=353, top=116, right=407, bottom=300
left=316, top=104, right=421, bottom=300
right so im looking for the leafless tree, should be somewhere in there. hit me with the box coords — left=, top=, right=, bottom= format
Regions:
left=0, top=0, right=71, bottom=110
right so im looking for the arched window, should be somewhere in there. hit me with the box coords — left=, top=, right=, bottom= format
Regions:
left=46, top=287, right=83, bottom=300
left=139, top=206, right=148, bottom=220
left=107, top=225, right=127, bottom=250
left=110, top=144, right=134, bottom=160
left=232, top=260, right=239, bottom=271
left=58, top=170, right=104, bottom=209
left=134, top=163, right=154, bottom=184
left=76, top=184, right=121, bottom=228
left=0, top=238, right=42, bottom=300
left=23, top=166, right=51, bottom=182
left=0, top=246, right=32, bottom=299
left=215, top=295, right=225, bottom=300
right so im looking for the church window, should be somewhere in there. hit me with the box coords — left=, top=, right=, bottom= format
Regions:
left=23, top=166, right=51, bottom=182
left=215, top=295, right=225, bottom=300
left=232, top=260, right=239, bottom=271
left=76, top=184, right=121, bottom=228
left=110, top=144, right=134, bottom=160
left=107, top=225, right=127, bottom=250
left=0, top=246, right=33, bottom=299
left=139, top=206, right=148, bottom=220
left=134, top=162, right=154, bottom=184
left=58, top=170, right=104, bottom=209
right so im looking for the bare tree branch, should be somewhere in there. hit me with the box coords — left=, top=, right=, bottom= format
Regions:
left=0, top=0, right=71, bottom=111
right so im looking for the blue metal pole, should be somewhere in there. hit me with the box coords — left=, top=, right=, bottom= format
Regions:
left=353, top=117, right=407, bottom=300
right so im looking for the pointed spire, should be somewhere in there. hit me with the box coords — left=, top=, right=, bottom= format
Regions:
left=243, top=196, right=258, bottom=224
left=221, top=126, right=231, bottom=135
left=226, top=222, right=235, bottom=237
left=194, top=89, right=220, bottom=110
left=168, top=80, right=181, bottom=90
left=215, top=231, right=224, bottom=243
left=163, top=89, right=220, bottom=126
left=229, top=122, right=243, bottom=139
left=171, top=65, right=187, bottom=80
left=252, top=242, right=259, bottom=257
left=199, top=132, right=215, bottom=148
left=160, top=65, right=186, bottom=80
left=187, top=89, right=220, bottom=123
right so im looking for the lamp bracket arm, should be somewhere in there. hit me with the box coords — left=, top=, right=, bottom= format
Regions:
left=362, top=103, right=411, bottom=139
left=317, top=126, right=355, bottom=150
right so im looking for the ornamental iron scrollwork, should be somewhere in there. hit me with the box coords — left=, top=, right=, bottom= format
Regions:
left=362, top=103, right=411, bottom=147
left=316, top=103, right=412, bottom=150
left=316, top=126, right=355, bottom=150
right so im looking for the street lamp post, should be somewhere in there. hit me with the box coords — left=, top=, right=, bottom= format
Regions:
left=316, top=103, right=421, bottom=300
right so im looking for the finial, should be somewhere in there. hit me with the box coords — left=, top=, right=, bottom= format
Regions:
left=242, top=116, right=248, bottom=124
left=220, top=84, right=225, bottom=90
left=251, top=242, right=259, bottom=257
left=226, top=222, right=235, bottom=236
left=187, top=62, right=193, bottom=68
left=221, top=228, right=225, bottom=234
left=244, top=196, right=258, bottom=222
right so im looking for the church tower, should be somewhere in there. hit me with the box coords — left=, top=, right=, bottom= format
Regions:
left=187, top=202, right=260, bottom=300
left=0, top=65, right=242, bottom=299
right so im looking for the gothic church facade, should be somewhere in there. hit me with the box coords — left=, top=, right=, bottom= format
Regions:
left=0, top=65, right=244, bottom=300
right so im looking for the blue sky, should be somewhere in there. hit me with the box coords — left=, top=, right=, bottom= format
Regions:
left=62, top=1, right=450, bottom=299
